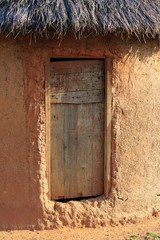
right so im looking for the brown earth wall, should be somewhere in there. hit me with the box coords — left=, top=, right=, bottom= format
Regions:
left=0, top=34, right=160, bottom=229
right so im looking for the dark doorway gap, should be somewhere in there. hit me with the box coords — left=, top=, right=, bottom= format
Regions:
left=55, top=195, right=101, bottom=203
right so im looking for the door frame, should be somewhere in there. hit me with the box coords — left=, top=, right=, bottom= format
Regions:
left=45, top=57, right=112, bottom=200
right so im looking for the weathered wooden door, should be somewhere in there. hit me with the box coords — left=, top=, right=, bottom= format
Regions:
left=50, top=59, right=105, bottom=200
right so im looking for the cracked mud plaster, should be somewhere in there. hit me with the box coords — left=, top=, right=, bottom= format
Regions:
left=0, top=34, right=160, bottom=229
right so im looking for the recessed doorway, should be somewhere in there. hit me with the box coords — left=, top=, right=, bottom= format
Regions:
left=46, top=58, right=111, bottom=201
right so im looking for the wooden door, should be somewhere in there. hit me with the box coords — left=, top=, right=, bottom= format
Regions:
left=50, top=59, right=105, bottom=200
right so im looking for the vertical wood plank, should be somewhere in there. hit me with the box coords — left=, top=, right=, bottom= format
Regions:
left=77, top=104, right=86, bottom=197
left=104, top=58, right=112, bottom=198
left=64, top=104, right=78, bottom=198
left=51, top=104, right=65, bottom=199
left=77, top=104, right=93, bottom=197
left=83, top=104, right=92, bottom=196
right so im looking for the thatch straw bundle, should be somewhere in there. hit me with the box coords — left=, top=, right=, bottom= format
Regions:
left=0, top=0, right=159, bottom=38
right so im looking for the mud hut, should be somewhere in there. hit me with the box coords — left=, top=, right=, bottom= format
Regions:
left=0, top=0, right=160, bottom=230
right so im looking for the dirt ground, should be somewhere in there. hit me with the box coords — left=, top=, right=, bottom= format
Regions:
left=0, top=215, right=160, bottom=240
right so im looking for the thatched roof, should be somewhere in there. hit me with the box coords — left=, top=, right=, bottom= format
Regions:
left=0, top=0, right=160, bottom=39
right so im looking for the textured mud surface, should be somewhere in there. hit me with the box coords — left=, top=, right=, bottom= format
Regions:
left=0, top=214, right=160, bottom=240
left=0, top=34, right=160, bottom=229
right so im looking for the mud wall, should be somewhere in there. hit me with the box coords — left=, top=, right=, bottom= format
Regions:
left=0, top=34, right=159, bottom=229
